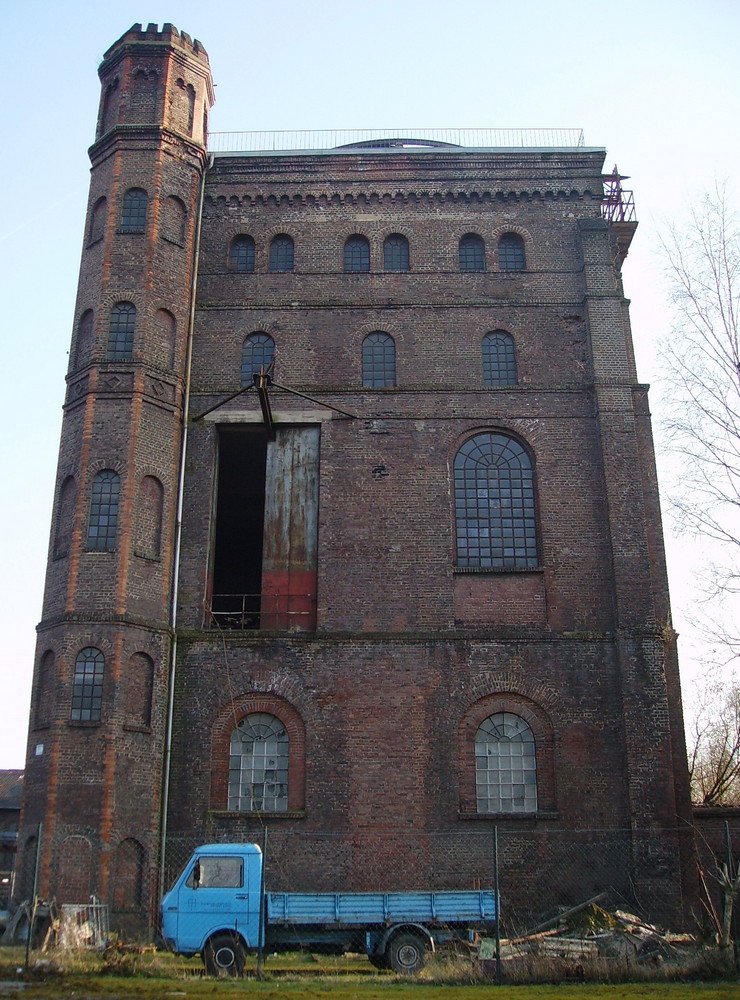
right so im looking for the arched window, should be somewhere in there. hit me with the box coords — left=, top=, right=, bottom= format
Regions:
left=498, top=232, right=526, bottom=271
left=454, top=433, right=538, bottom=568
left=87, top=469, right=121, bottom=551
left=384, top=233, right=409, bottom=272
left=70, top=647, right=104, bottom=723
left=482, top=330, right=517, bottom=387
left=120, top=188, right=147, bottom=233
left=228, top=713, right=288, bottom=812
left=475, top=712, right=537, bottom=813
left=230, top=235, right=256, bottom=273
left=362, top=332, right=396, bottom=387
left=241, top=333, right=275, bottom=387
left=344, top=235, right=370, bottom=272
left=459, top=233, right=485, bottom=272
left=269, top=234, right=294, bottom=272
left=107, top=302, right=136, bottom=360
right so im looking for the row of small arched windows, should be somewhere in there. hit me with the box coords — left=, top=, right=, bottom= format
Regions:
left=226, top=709, right=538, bottom=815
left=241, top=329, right=518, bottom=389
left=229, top=231, right=526, bottom=273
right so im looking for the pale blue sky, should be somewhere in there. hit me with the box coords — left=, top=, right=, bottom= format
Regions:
left=2, top=0, right=738, bottom=766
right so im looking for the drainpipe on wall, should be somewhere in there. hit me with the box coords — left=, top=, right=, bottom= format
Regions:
left=157, top=152, right=214, bottom=910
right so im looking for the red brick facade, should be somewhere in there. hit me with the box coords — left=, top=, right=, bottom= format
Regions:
left=19, top=23, right=696, bottom=936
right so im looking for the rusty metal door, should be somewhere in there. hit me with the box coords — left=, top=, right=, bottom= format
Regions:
left=260, top=426, right=319, bottom=630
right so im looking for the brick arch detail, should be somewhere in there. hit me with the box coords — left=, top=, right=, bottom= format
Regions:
left=210, top=693, right=306, bottom=812
left=457, top=691, right=556, bottom=815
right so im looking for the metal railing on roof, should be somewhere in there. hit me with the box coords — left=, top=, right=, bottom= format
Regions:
left=207, top=128, right=586, bottom=153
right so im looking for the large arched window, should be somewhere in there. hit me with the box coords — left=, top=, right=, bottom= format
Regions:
left=70, top=647, right=105, bottom=723
left=228, top=713, right=288, bottom=812
left=459, top=233, right=485, bottom=272
left=107, top=302, right=136, bottom=361
left=269, top=234, right=294, bottom=272
left=362, top=332, right=396, bottom=387
left=498, top=232, right=526, bottom=271
left=120, top=188, right=148, bottom=233
left=383, top=234, right=409, bottom=272
left=475, top=712, right=537, bottom=813
left=454, top=433, right=538, bottom=568
left=230, top=235, right=255, bottom=273
left=482, top=330, right=517, bottom=387
left=241, top=333, right=275, bottom=387
left=344, top=235, right=370, bottom=272
left=87, top=469, right=121, bottom=551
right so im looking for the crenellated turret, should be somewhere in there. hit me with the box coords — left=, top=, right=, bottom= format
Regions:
left=18, top=24, right=214, bottom=937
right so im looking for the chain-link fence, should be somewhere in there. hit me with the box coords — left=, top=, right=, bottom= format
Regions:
left=162, top=825, right=701, bottom=939
left=12, top=820, right=738, bottom=957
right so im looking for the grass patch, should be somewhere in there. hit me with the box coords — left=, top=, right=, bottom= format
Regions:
left=0, top=946, right=737, bottom=999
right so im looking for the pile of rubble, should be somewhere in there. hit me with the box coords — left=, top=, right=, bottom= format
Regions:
left=496, top=895, right=698, bottom=972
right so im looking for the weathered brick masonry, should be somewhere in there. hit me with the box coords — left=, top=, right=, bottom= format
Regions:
left=19, top=22, right=695, bottom=936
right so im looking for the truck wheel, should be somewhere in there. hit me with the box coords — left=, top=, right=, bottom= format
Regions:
left=203, top=933, right=246, bottom=977
left=388, top=932, right=426, bottom=974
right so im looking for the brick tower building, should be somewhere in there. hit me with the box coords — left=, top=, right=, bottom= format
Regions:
left=20, top=23, right=694, bottom=936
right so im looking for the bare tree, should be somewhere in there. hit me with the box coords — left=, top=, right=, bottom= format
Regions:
left=689, top=678, right=740, bottom=805
left=660, top=186, right=740, bottom=664
left=661, top=187, right=740, bottom=549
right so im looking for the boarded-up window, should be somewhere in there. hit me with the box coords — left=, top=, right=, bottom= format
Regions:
left=89, top=197, right=107, bottom=244
left=112, top=838, right=145, bottom=909
left=153, top=308, right=177, bottom=369
left=161, top=196, right=187, bottom=245
left=173, top=78, right=196, bottom=135
left=129, top=68, right=158, bottom=123
left=54, top=475, right=77, bottom=559
left=135, top=476, right=164, bottom=559
left=34, top=650, right=54, bottom=728
left=126, top=652, right=154, bottom=728
left=99, top=78, right=119, bottom=136
left=58, top=835, right=93, bottom=904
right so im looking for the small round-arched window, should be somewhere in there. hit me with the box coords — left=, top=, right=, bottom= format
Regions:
left=241, top=333, right=275, bottom=387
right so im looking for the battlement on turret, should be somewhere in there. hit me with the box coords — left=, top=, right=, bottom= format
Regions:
left=102, top=22, right=209, bottom=66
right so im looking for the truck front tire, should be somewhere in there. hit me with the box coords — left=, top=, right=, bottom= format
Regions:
left=388, top=931, right=427, bottom=974
left=203, top=933, right=246, bottom=977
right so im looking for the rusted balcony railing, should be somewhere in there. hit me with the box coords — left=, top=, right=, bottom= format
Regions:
left=209, top=593, right=316, bottom=631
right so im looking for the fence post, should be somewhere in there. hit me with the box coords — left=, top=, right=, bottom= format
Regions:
left=493, top=824, right=502, bottom=985
left=24, top=823, right=42, bottom=971
left=256, top=827, right=267, bottom=979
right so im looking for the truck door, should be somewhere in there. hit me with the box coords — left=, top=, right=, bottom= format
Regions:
left=174, top=853, right=259, bottom=953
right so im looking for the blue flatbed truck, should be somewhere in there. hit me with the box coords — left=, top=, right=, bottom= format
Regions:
left=162, top=843, right=497, bottom=975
